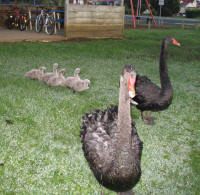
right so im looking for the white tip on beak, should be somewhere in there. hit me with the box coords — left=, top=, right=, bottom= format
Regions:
left=129, top=90, right=136, bottom=98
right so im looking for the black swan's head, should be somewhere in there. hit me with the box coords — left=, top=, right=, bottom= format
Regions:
left=164, top=37, right=181, bottom=47
left=121, top=65, right=137, bottom=98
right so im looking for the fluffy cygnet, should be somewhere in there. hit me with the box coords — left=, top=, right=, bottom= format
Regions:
left=72, top=79, right=90, bottom=92
left=64, top=68, right=80, bottom=88
left=40, top=63, right=59, bottom=83
left=25, top=66, right=46, bottom=80
left=47, top=68, right=66, bottom=87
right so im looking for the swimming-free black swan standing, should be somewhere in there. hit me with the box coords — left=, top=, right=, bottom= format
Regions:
left=132, top=37, right=180, bottom=125
left=80, top=65, right=143, bottom=195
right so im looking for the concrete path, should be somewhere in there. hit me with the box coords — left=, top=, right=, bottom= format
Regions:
left=0, top=27, right=66, bottom=42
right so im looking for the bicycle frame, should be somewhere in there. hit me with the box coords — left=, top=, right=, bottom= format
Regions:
left=35, top=8, right=55, bottom=35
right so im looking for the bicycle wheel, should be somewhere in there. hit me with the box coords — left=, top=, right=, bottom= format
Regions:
left=45, top=16, right=55, bottom=35
left=6, top=19, right=13, bottom=30
left=19, top=23, right=26, bottom=31
left=35, top=15, right=43, bottom=32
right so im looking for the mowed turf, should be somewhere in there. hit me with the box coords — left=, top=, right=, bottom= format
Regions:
left=0, top=28, right=199, bottom=194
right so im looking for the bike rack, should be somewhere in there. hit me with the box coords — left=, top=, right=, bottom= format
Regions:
left=28, top=10, right=64, bottom=34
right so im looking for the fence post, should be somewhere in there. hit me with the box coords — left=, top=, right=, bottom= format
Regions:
left=181, top=20, right=184, bottom=29
left=53, top=11, right=56, bottom=34
left=57, top=12, right=61, bottom=30
left=147, top=18, right=151, bottom=30
left=161, top=18, right=164, bottom=26
left=29, top=10, right=32, bottom=30
left=64, top=0, right=69, bottom=37
left=195, top=24, right=200, bottom=29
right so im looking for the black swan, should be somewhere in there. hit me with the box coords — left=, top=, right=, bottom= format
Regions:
left=80, top=65, right=143, bottom=194
left=132, top=36, right=180, bottom=125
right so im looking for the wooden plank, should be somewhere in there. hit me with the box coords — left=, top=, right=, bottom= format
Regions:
left=73, top=29, right=123, bottom=34
left=68, top=5, right=96, bottom=12
left=68, top=11, right=123, bottom=19
left=68, top=11, right=96, bottom=19
left=96, top=5, right=123, bottom=13
left=68, top=4, right=123, bottom=13
left=68, top=18, right=123, bottom=24
left=68, top=17, right=96, bottom=24
left=67, top=24, right=123, bottom=32
left=96, top=18, right=123, bottom=24
left=96, top=12, right=123, bottom=19
left=66, top=30, right=123, bottom=39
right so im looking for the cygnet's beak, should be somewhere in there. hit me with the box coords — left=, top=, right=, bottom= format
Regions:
left=128, top=74, right=136, bottom=98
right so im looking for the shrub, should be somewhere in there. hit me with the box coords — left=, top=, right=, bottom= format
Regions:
left=185, top=8, right=200, bottom=18
left=150, top=0, right=180, bottom=16
left=125, top=5, right=132, bottom=15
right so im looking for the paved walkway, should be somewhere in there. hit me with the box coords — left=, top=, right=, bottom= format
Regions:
left=0, top=27, right=66, bottom=42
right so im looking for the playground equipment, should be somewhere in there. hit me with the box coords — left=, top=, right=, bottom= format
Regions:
left=129, top=0, right=157, bottom=28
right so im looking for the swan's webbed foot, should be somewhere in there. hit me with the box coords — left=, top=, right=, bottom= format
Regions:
left=118, top=191, right=134, bottom=195
left=141, top=111, right=156, bottom=125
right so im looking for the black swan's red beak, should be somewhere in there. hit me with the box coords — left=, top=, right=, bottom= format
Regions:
left=172, top=38, right=181, bottom=47
left=128, top=74, right=136, bottom=98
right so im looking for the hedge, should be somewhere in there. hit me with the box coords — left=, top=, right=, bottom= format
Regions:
left=185, top=8, right=200, bottom=18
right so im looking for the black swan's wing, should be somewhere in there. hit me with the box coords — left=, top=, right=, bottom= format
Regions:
left=135, top=75, right=161, bottom=102
left=131, top=122, right=143, bottom=166
left=80, top=106, right=118, bottom=176
left=134, top=75, right=173, bottom=111
left=133, top=75, right=161, bottom=110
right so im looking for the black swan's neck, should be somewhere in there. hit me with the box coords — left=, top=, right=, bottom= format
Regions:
left=117, top=76, right=132, bottom=145
left=159, top=40, right=172, bottom=90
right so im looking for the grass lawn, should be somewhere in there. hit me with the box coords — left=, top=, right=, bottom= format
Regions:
left=0, top=28, right=199, bottom=195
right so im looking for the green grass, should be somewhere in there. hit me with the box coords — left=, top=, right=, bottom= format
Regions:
left=0, top=29, right=199, bottom=194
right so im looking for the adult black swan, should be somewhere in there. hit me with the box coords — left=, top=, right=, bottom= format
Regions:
left=132, top=36, right=180, bottom=125
left=80, top=65, right=143, bottom=195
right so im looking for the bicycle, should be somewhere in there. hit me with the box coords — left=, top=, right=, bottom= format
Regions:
left=35, top=8, right=55, bottom=35
left=6, top=9, right=28, bottom=31
left=18, top=9, right=29, bottom=31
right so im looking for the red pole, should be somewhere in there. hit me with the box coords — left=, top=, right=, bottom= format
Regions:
left=144, top=0, right=157, bottom=27
left=135, top=0, right=140, bottom=17
left=130, top=0, right=136, bottom=28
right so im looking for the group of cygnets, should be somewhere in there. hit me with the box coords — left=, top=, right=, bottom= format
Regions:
left=24, top=63, right=91, bottom=92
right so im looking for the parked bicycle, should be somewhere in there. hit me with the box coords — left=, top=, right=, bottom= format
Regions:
left=35, top=8, right=55, bottom=35
left=19, top=10, right=28, bottom=31
left=6, top=9, right=28, bottom=31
